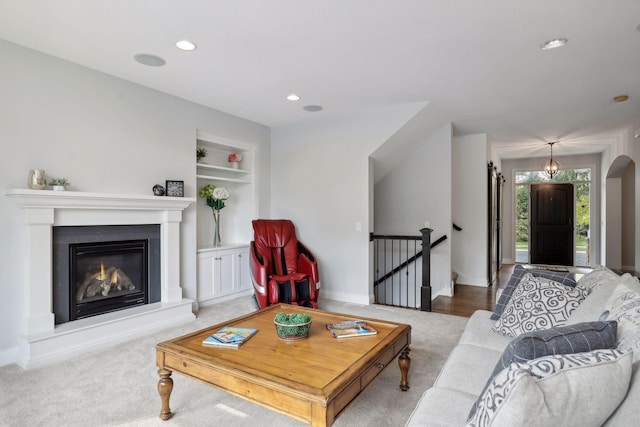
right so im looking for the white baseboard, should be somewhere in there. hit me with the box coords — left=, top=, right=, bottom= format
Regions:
left=432, top=287, right=451, bottom=299
left=455, top=276, right=490, bottom=287
left=198, top=290, right=254, bottom=308
left=458, top=282, right=490, bottom=288
left=0, top=346, right=18, bottom=368
left=321, top=289, right=370, bottom=306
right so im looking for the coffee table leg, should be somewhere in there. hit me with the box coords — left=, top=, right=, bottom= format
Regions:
left=398, top=347, right=411, bottom=391
left=158, top=368, right=174, bottom=420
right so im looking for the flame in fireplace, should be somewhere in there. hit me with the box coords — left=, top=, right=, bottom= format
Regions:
left=99, top=263, right=105, bottom=281
left=110, top=270, right=119, bottom=286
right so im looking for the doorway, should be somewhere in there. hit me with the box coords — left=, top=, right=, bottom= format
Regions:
left=530, top=183, right=574, bottom=265
left=514, top=168, right=591, bottom=266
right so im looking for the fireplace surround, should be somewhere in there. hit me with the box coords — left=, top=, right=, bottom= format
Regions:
left=6, top=189, right=196, bottom=369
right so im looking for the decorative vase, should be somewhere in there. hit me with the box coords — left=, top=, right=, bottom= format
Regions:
left=27, top=169, right=46, bottom=190
left=52, top=185, right=66, bottom=191
left=230, top=161, right=239, bottom=169
left=212, top=210, right=221, bottom=247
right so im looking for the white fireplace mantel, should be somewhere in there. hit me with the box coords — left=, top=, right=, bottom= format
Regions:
left=6, top=189, right=197, bottom=369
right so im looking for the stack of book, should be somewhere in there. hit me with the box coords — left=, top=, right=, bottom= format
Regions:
left=202, top=326, right=258, bottom=348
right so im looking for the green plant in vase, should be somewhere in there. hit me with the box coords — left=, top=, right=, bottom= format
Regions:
left=273, top=312, right=312, bottom=340
left=49, top=177, right=70, bottom=191
left=196, top=147, right=207, bottom=163
left=199, top=184, right=229, bottom=247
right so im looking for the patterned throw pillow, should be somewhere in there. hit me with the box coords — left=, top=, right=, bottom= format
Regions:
left=467, top=321, right=617, bottom=421
left=491, top=265, right=578, bottom=320
left=600, top=281, right=640, bottom=352
left=576, top=265, right=621, bottom=293
left=495, top=321, right=617, bottom=370
left=466, top=349, right=632, bottom=427
left=492, top=274, right=586, bottom=338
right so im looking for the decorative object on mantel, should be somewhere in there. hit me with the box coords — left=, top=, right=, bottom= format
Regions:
left=228, top=153, right=242, bottom=169
left=152, top=184, right=165, bottom=196
left=199, top=184, right=229, bottom=247
left=543, top=141, right=561, bottom=178
left=27, top=169, right=46, bottom=190
left=165, top=180, right=184, bottom=197
left=196, top=147, right=207, bottom=163
left=48, top=177, right=70, bottom=191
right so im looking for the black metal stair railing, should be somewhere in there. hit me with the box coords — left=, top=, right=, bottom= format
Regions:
left=371, top=224, right=461, bottom=311
left=371, top=228, right=437, bottom=311
left=373, top=235, right=446, bottom=287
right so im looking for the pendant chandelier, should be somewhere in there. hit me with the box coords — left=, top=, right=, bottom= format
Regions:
left=543, top=142, right=560, bottom=178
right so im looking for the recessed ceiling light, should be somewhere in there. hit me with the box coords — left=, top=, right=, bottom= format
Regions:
left=133, top=53, right=166, bottom=67
left=303, top=105, right=323, bottom=112
left=286, top=94, right=301, bottom=101
left=176, top=40, right=197, bottom=51
left=540, top=38, right=567, bottom=50
left=613, top=95, right=629, bottom=102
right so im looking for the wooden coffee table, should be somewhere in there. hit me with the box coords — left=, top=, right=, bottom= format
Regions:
left=156, top=303, right=411, bottom=426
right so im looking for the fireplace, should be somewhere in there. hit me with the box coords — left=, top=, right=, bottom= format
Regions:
left=53, top=225, right=161, bottom=324
left=7, top=189, right=195, bottom=369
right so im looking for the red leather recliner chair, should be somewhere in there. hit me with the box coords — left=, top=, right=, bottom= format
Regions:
left=250, top=219, right=320, bottom=309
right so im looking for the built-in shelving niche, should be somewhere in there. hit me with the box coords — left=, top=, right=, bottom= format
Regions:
left=195, top=130, right=257, bottom=250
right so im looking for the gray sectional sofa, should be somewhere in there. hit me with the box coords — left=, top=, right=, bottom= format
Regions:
left=406, top=265, right=640, bottom=426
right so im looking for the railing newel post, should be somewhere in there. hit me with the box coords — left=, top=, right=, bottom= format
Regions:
left=420, top=228, right=432, bottom=312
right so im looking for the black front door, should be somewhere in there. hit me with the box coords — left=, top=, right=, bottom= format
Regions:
left=530, top=183, right=574, bottom=265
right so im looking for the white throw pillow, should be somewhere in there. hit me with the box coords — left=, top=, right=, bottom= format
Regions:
left=493, top=273, right=586, bottom=338
left=577, top=265, right=621, bottom=293
left=466, top=349, right=633, bottom=427
left=600, top=280, right=640, bottom=352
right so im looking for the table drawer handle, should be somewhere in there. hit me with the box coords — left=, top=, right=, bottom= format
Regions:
left=377, top=363, right=385, bottom=369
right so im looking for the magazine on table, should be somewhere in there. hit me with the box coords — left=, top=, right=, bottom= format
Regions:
left=202, top=326, right=258, bottom=348
left=326, top=320, right=378, bottom=338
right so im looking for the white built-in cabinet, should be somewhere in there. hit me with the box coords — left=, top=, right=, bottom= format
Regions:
left=195, top=131, right=256, bottom=304
left=197, top=245, right=253, bottom=305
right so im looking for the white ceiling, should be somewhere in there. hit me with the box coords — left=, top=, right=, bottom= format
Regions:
left=1, top=1, right=639, bottom=159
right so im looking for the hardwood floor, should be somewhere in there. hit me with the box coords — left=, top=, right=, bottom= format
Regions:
left=431, top=264, right=514, bottom=318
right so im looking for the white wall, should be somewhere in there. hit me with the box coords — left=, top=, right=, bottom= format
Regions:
left=621, top=162, right=635, bottom=270
left=605, top=177, right=622, bottom=268
left=0, top=40, right=269, bottom=362
left=374, top=123, right=453, bottom=298
left=270, top=104, right=426, bottom=304
left=452, top=134, right=488, bottom=286
left=603, top=153, right=636, bottom=271
left=634, top=131, right=640, bottom=272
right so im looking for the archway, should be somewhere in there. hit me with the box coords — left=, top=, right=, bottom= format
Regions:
left=605, top=155, right=635, bottom=270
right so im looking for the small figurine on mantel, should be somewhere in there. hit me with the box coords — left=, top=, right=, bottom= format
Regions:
left=152, top=184, right=165, bottom=196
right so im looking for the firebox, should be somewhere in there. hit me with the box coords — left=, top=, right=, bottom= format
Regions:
left=53, top=225, right=161, bottom=324
left=71, top=240, right=148, bottom=320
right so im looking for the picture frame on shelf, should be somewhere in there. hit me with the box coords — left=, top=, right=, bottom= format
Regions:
left=165, top=180, right=184, bottom=197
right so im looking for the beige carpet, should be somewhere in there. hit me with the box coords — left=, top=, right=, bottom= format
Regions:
left=0, top=298, right=468, bottom=427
